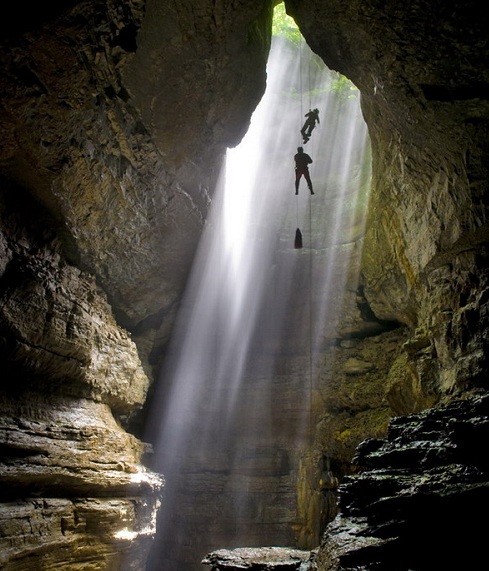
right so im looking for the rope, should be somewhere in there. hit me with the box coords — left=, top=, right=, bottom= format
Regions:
left=308, top=46, right=312, bottom=111
left=296, top=35, right=302, bottom=231
left=299, top=36, right=303, bottom=140
left=308, top=185, right=313, bottom=443
left=307, top=46, right=313, bottom=432
left=298, top=34, right=315, bottom=445
left=296, top=195, right=299, bottom=225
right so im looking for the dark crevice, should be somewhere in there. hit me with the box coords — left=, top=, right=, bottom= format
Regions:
left=0, top=0, right=80, bottom=39
left=353, top=285, right=401, bottom=338
left=420, top=83, right=489, bottom=102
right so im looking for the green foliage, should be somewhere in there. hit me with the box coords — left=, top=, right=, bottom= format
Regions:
left=272, top=2, right=358, bottom=102
left=272, top=2, right=301, bottom=45
left=330, top=72, right=359, bottom=102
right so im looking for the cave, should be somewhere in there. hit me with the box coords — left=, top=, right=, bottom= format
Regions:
left=1, top=1, right=488, bottom=571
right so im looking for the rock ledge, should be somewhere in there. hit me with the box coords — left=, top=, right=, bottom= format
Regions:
left=202, top=546, right=312, bottom=570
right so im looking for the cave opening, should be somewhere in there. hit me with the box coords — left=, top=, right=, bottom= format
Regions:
left=142, top=9, right=372, bottom=571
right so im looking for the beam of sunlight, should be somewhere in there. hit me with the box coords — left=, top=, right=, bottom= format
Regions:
left=143, top=25, right=372, bottom=571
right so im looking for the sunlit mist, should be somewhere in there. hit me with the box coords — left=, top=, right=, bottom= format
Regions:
left=143, top=14, right=371, bottom=571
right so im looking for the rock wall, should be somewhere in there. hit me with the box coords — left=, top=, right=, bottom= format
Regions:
left=287, top=0, right=489, bottom=402
left=0, top=0, right=488, bottom=569
left=313, top=393, right=489, bottom=570
left=0, top=1, right=274, bottom=569
left=285, top=0, right=489, bottom=568
left=200, top=395, right=489, bottom=571
left=0, top=183, right=162, bottom=569
left=0, top=0, right=272, bottom=333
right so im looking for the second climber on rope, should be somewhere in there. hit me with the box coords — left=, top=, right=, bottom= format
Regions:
left=294, top=146, right=314, bottom=195
left=301, top=108, right=320, bottom=144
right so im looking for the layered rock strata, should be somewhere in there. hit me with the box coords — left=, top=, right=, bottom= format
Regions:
left=287, top=0, right=489, bottom=401
left=313, top=393, right=489, bottom=570
left=201, top=393, right=489, bottom=570
left=1, top=1, right=272, bottom=569
left=202, top=546, right=312, bottom=570
left=0, top=188, right=162, bottom=569
left=0, top=395, right=162, bottom=571
left=0, top=0, right=488, bottom=569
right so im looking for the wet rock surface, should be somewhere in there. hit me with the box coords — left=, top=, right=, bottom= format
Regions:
left=313, top=393, right=489, bottom=570
left=0, top=170, right=163, bottom=569
left=202, top=546, right=312, bottom=570
left=289, top=0, right=489, bottom=400
left=0, top=0, right=489, bottom=569
left=0, top=394, right=163, bottom=571
left=0, top=0, right=272, bottom=333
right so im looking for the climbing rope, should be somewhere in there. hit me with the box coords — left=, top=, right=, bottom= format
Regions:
left=294, top=36, right=303, bottom=249
left=299, top=36, right=303, bottom=139
left=308, top=184, right=313, bottom=443
left=307, top=51, right=314, bottom=448
left=297, top=34, right=315, bottom=445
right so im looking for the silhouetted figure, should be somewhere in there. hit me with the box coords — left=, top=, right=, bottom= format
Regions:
left=294, top=147, right=314, bottom=195
left=301, top=108, right=320, bottom=143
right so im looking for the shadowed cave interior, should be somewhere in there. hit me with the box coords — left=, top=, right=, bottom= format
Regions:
left=0, top=1, right=488, bottom=571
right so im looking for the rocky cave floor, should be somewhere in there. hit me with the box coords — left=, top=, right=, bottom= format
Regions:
left=204, top=392, right=489, bottom=570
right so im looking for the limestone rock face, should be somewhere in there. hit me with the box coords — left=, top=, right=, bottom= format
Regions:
left=0, top=395, right=162, bottom=571
left=0, top=0, right=272, bottom=330
left=0, top=186, right=163, bottom=569
left=0, top=190, right=148, bottom=417
left=0, top=0, right=489, bottom=570
left=0, top=1, right=273, bottom=569
left=313, top=394, right=489, bottom=570
left=287, top=0, right=489, bottom=400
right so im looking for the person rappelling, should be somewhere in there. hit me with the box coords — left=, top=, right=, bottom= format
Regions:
left=300, top=108, right=320, bottom=144
left=294, top=146, right=314, bottom=195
